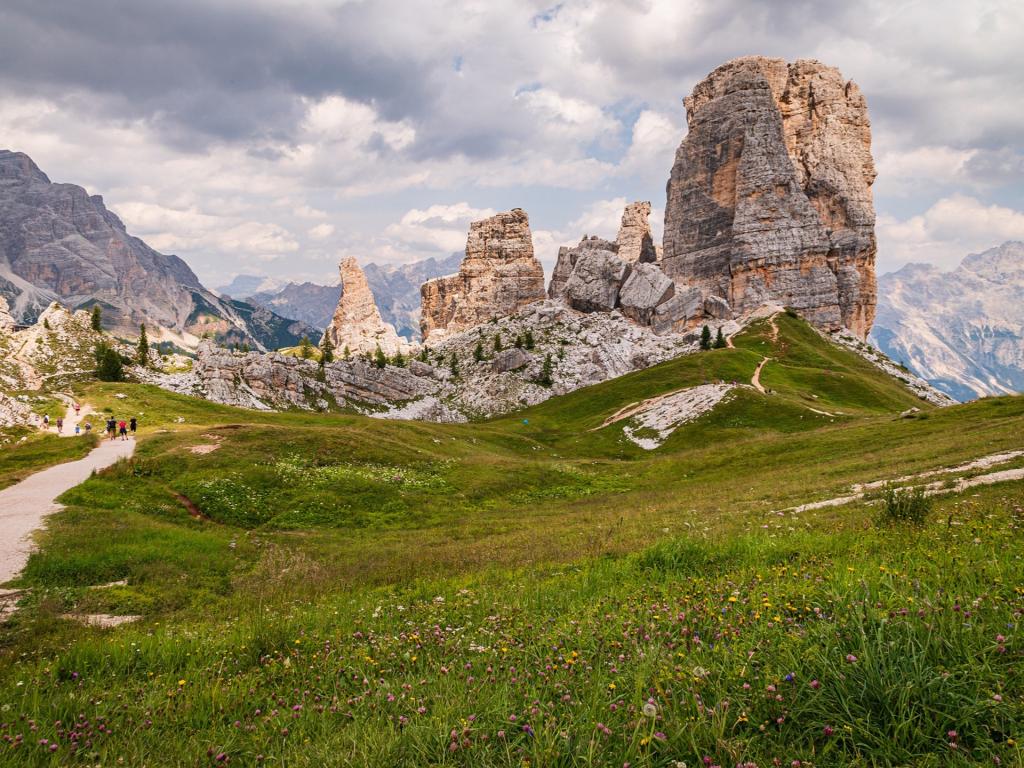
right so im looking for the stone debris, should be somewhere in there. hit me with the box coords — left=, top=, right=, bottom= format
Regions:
left=662, top=57, right=877, bottom=339
left=621, top=384, right=735, bottom=450
left=421, top=209, right=546, bottom=340
left=565, top=242, right=631, bottom=312
left=323, top=257, right=409, bottom=358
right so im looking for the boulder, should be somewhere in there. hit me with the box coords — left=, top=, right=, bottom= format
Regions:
left=662, top=57, right=877, bottom=339
left=547, top=246, right=577, bottom=300
left=619, top=263, right=675, bottom=324
left=491, top=348, right=532, bottom=373
left=703, top=295, right=733, bottom=320
left=651, top=286, right=705, bottom=335
left=564, top=239, right=630, bottom=312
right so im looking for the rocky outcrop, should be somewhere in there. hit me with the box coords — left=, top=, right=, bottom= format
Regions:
left=619, top=263, right=675, bottom=325
left=662, top=57, right=877, bottom=339
left=564, top=239, right=630, bottom=312
left=0, top=149, right=312, bottom=350
left=323, top=258, right=407, bottom=357
left=870, top=242, right=1024, bottom=401
left=615, top=201, right=658, bottom=264
left=0, top=392, right=35, bottom=428
left=0, top=296, right=14, bottom=332
left=420, top=209, right=546, bottom=339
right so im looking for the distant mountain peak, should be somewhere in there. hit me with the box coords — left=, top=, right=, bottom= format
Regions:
left=0, top=149, right=51, bottom=184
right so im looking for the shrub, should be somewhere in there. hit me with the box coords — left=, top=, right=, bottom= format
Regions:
left=94, top=342, right=124, bottom=382
left=876, top=484, right=931, bottom=527
left=373, top=344, right=387, bottom=369
left=524, top=329, right=535, bottom=349
left=473, top=340, right=485, bottom=362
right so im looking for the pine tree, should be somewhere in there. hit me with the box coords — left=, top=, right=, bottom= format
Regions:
left=90, top=304, right=103, bottom=332
left=392, top=350, right=405, bottom=368
left=343, top=345, right=351, bottom=361
left=449, top=352, right=459, bottom=377
left=374, top=344, right=387, bottom=369
left=493, top=334, right=503, bottom=353
left=713, top=327, right=727, bottom=349
left=700, top=325, right=712, bottom=351
left=524, top=329, right=535, bottom=350
left=538, top=353, right=554, bottom=387
left=418, top=347, right=428, bottom=363
left=94, top=342, right=124, bottom=382
left=473, top=340, right=485, bottom=362
left=514, top=334, right=523, bottom=349
left=299, top=335, right=313, bottom=359
left=43, top=318, right=50, bottom=330
left=137, top=323, right=150, bottom=366
left=320, top=335, right=334, bottom=366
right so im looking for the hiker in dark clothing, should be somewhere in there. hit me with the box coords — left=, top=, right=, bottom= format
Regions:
left=129, top=417, right=137, bottom=436
left=106, top=417, right=117, bottom=440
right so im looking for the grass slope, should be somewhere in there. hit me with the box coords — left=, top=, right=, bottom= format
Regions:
left=0, top=315, right=1021, bottom=766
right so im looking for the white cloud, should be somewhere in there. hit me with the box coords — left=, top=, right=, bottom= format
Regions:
left=308, top=223, right=335, bottom=240
left=878, top=194, right=1024, bottom=272
left=384, top=203, right=497, bottom=254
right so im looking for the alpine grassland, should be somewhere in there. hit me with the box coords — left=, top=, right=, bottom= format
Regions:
left=1, top=316, right=1022, bottom=766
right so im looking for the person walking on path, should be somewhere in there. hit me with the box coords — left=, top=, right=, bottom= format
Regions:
left=74, top=424, right=80, bottom=436
left=42, top=414, right=49, bottom=430
left=106, top=417, right=117, bottom=441
left=84, top=421, right=92, bottom=434
left=129, top=417, right=137, bottom=436
left=118, top=420, right=128, bottom=441
left=56, top=417, right=63, bottom=434
left=74, top=402, right=81, bottom=417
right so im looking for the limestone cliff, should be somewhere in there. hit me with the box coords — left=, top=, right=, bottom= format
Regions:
left=323, top=258, right=407, bottom=357
left=662, top=57, right=876, bottom=338
left=420, top=209, right=545, bottom=339
left=615, top=201, right=658, bottom=264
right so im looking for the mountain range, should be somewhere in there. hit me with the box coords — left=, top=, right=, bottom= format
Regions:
left=0, top=149, right=315, bottom=351
left=219, top=253, right=462, bottom=339
left=871, top=241, right=1024, bottom=401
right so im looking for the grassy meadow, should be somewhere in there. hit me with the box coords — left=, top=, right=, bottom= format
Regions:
left=0, top=315, right=1022, bottom=766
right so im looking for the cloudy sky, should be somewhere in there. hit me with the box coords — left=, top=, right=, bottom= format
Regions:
left=2, top=0, right=1022, bottom=288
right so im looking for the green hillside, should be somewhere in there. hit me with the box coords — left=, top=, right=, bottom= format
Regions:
left=1, top=315, right=1022, bottom=766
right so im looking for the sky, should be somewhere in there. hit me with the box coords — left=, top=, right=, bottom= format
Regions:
left=2, top=0, right=1023, bottom=288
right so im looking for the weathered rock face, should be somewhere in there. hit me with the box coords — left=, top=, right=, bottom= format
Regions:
left=420, top=209, right=546, bottom=339
left=619, top=262, right=675, bottom=325
left=616, top=201, right=658, bottom=264
left=0, top=149, right=313, bottom=350
left=0, top=296, right=14, bottom=332
left=563, top=238, right=629, bottom=312
left=323, top=258, right=407, bottom=357
left=662, top=57, right=877, bottom=339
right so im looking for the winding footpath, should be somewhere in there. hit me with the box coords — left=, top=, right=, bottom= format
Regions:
left=0, top=425, right=135, bottom=583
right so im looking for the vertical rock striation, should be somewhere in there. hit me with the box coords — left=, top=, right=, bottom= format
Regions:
left=662, top=57, right=876, bottom=338
left=323, top=258, right=407, bottom=357
left=420, top=209, right=545, bottom=339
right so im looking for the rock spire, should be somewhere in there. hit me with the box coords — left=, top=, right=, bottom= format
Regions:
left=323, top=258, right=407, bottom=357
left=661, top=56, right=877, bottom=338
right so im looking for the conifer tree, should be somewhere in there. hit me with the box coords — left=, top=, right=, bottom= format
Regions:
left=320, top=335, right=334, bottom=367
left=538, top=353, right=554, bottom=387
left=450, top=352, right=459, bottom=377
left=493, top=334, right=503, bottom=352
left=392, top=350, right=405, bottom=368
left=94, top=342, right=124, bottom=382
left=473, top=340, right=485, bottom=362
left=137, top=323, right=150, bottom=366
left=524, top=329, right=535, bottom=350
left=90, top=304, right=103, bottom=332
left=374, top=344, right=387, bottom=369
left=299, top=335, right=313, bottom=359
left=700, top=325, right=712, bottom=351
left=713, top=327, right=727, bottom=349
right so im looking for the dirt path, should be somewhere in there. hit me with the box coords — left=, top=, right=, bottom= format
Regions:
left=0, top=436, right=136, bottom=583
left=44, top=393, right=95, bottom=437
left=751, top=356, right=772, bottom=394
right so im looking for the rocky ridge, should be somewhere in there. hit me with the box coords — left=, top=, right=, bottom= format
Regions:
left=662, top=57, right=877, bottom=339
left=870, top=242, right=1024, bottom=400
left=0, top=149, right=313, bottom=351
left=421, top=209, right=546, bottom=340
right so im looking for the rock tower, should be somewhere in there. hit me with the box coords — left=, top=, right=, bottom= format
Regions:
left=661, top=56, right=877, bottom=338
left=420, top=209, right=546, bottom=339
left=323, top=258, right=407, bottom=357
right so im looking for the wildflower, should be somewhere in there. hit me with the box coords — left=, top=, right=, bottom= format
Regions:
left=809, top=679, right=821, bottom=690
left=642, top=702, right=658, bottom=718
left=178, top=679, right=186, bottom=686
left=845, top=654, right=858, bottom=663
left=823, top=725, right=834, bottom=737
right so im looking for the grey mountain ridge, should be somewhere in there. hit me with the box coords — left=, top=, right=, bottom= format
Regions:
left=0, top=149, right=315, bottom=351
left=870, top=241, right=1024, bottom=401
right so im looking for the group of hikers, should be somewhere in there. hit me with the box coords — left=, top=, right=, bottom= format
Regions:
left=40, top=403, right=138, bottom=440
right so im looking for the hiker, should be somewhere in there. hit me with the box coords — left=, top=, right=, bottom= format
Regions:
left=118, top=419, right=128, bottom=441
left=74, top=402, right=81, bottom=416
left=129, top=417, right=137, bottom=436
left=74, top=424, right=81, bottom=436
left=56, top=417, right=63, bottom=434
left=42, top=414, right=49, bottom=429
left=106, top=416, right=117, bottom=440
left=84, top=421, right=92, bottom=434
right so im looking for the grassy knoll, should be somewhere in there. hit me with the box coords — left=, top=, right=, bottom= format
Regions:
left=0, top=315, right=1022, bottom=765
